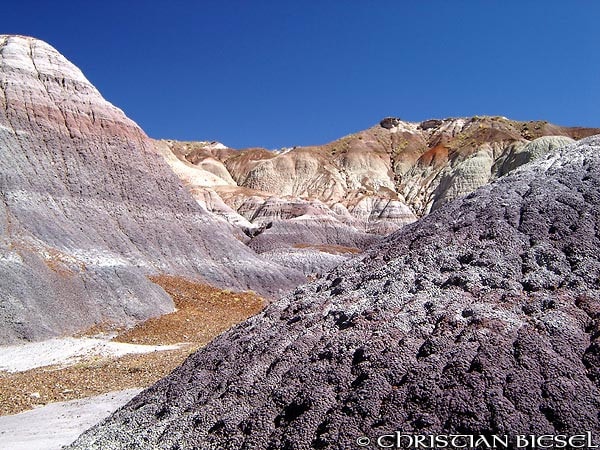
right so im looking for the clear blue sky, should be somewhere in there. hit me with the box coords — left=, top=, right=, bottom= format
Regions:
left=4, top=1, right=599, bottom=148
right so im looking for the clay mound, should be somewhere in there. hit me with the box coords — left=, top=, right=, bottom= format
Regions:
left=0, top=35, right=303, bottom=343
left=495, top=135, right=576, bottom=178
left=70, top=136, right=600, bottom=448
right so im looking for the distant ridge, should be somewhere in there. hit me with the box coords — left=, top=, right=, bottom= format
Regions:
left=156, top=116, right=599, bottom=276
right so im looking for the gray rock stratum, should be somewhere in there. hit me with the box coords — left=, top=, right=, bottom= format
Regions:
left=0, top=35, right=304, bottom=343
left=70, top=135, right=600, bottom=448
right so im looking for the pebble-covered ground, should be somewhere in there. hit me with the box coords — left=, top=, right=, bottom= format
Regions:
left=0, top=275, right=264, bottom=416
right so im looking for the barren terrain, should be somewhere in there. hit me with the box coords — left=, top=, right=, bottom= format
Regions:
left=0, top=276, right=264, bottom=416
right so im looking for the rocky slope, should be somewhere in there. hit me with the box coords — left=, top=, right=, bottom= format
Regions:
left=160, top=117, right=598, bottom=218
left=71, top=135, right=600, bottom=449
left=157, top=118, right=598, bottom=275
left=0, top=35, right=303, bottom=343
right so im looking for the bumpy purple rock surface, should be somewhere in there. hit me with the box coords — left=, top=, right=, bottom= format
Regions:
left=70, top=136, right=600, bottom=448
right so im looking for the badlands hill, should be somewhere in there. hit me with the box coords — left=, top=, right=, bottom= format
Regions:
left=0, top=35, right=304, bottom=344
left=157, top=117, right=598, bottom=274
left=72, top=135, right=600, bottom=449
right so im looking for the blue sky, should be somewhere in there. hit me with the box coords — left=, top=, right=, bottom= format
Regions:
left=4, top=1, right=599, bottom=148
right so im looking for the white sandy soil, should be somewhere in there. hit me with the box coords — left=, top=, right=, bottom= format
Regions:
left=0, top=336, right=181, bottom=372
left=0, top=388, right=141, bottom=450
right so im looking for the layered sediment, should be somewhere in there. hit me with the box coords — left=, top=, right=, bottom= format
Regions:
left=0, top=35, right=303, bottom=343
left=70, top=135, right=600, bottom=448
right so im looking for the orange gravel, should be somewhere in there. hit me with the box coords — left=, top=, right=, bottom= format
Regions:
left=114, top=275, right=265, bottom=346
left=0, top=275, right=265, bottom=416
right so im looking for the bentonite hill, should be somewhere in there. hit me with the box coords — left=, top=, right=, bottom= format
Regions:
left=70, top=134, right=600, bottom=448
left=0, top=35, right=304, bottom=343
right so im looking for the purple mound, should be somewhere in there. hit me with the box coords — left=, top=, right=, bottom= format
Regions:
left=70, top=136, right=600, bottom=448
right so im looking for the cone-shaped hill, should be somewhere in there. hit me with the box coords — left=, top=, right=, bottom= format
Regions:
left=0, top=35, right=304, bottom=343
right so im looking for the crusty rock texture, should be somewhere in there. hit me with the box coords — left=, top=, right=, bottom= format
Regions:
left=70, top=136, right=600, bottom=448
left=0, top=35, right=303, bottom=343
